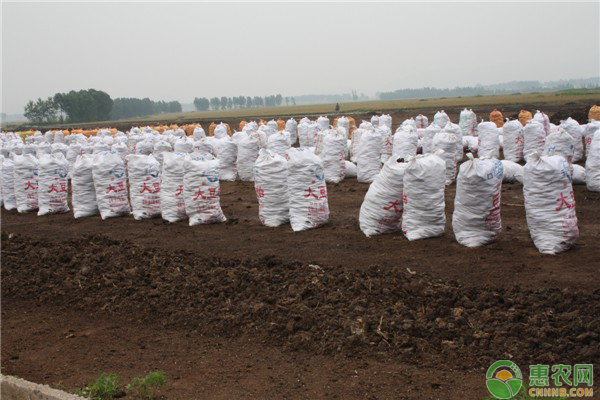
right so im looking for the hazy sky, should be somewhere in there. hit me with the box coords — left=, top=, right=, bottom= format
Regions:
left=2, top=1, right=599, bottom=114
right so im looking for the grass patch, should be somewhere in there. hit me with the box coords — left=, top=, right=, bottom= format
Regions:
left=126, top=371, right=167, bottom=399
left=74, top=373, right=119, bottom=400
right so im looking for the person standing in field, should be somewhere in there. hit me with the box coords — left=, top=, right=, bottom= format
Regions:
left=335, top=103, right=340, bottom=113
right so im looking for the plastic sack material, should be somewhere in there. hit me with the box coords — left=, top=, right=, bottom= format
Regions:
left=2, top=157, right=16, bottom=210
left=392, top=126, right=418, bottom=160
left=452, top=155, right=503, bottom=247
left=502, top=120, right=524, bottom=162
left=585, top=131, right=600, bottom=191
left=349, top=128, right=365, bottom=163
left=501, top=160, right=523, bottom=184
left=287, top=148, right=329, bottom=231
left=93, top=151, right=130, bottom=219
left=459, top=109, right=477, bottom=137
left=584, top=121, right=600, bottom=158
left=193, top=126, right=206, bottom=141
left=402, top=153, right=446, bottom=240
left=267, top=130, right=290, bottom=158
left=37, top=153, right=70, bottom=216
left=433, top=111, right=450, bottom=128
left=298, top=121, right=319, bottom=147
left=216, top=138, right=237, bottom=181
left=370, top=115, right=379, bottom=127
left=237, top=133, right=261, bottom=181
left=422, top=123, right=442, bottom=155
left=13, top=154, right=39, bottom=213
left=378, top=126, right=393, bottom=163
left=415, top=114, right=429, bottom=129
left=560, top=117, right=584, bottom=162
left=285, top=118, right=298, bottom=144
left=183, top=156, right=226, bottom=225
left=572, top=164, right=586, bottom=185
left=344, top=161, right=357, bottom=178
left=356, top=128, right=382, bottom=183
left=127, top=154, right=161, bottom=220
left=160, top=152, right=187, bottom=222
left=523, top=120, right=546, bottom=162
left=318, top=129, right=346, bottom=183
left=533, top=110, right=550, bottom=136
left=443, top=122, right=464, bottom=162
left=253, top=149, right=289, bottom=227
left=543, top=128, right=575, bottom=163
left=477, top=122, right=500, bottom=159
left=523, top=154, right=578, bottom=254
left=153, top=140, right=172, bottom=166
left=379, top=114, right=392, bottom=130
left=432, top=131, right=458, bottom=185
left=72, top=154, right=99, bottom=218
left=359, top=157, right=407, bottom=237
left=317, top=116, right=330, bottom=131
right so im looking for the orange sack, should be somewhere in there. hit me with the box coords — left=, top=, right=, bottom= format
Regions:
left=489, top=110, right=504, bottom=127
left=518, top=110, right=533, bottom=126
left=589, top=105, right=600, bottom=122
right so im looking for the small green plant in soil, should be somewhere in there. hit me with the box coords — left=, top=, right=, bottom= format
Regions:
left=74, top=373, right=119, bottom=400
left=126, top=370, right=167, bottom=399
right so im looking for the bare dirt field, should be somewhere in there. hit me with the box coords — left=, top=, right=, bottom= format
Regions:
left=2, top=104, right=600, bottom=399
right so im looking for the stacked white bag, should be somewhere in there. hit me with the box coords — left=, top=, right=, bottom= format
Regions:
left=422, top=123, right=442, bottom=154
left=585, top=131, right=600, bottom=191
left=356, top=128, right=382, bottom=183
left=93, top=151, right=130, bottom=219
left=533, top=110, right=551, bottom=136
left=287, top=148, right=329, bottom=231
left=452, top=154, right=503, bottom=247
left=285, top=118, right=298, bottom=144
left=370, top=115, right=379, bottom=127
left=402, top=153, right=446, bottom=240
left=153, top=140, right=172, bottom=166
left=415, top=114, right=429, bottom=129
left=237, top=132, right=261, bottom=181
left=13, top=154, right=39, bottom=213
left=160, top=152, right=187, bottom=222
left=543, top=128, right=575, bottom=163
left=392, top=126, right=418, bottom=160
left=432, top=130, right=458, bottom=185
left=216, top=137, right=238, bottom=181
left=433, top=110, right=450, bottom=128
left=72, top=154, right=99, bottom=218
left=523, top=154, right=578, bottom=254
left=560, top=117, right=584, bottom=162
left=477, top=121, right=500, bottom=159
left=501, top=160, right=524, bottom=184
left=317, top=116, right=330, bottom=131
left=193, top=126, right=206, bottom=141
left=318, top=129, right=346, bottom=183
left=459, top=108, right=477, bottom=136
left=584, top=121, right=600, bottom=158
left=502, top=120, right=524, bottom=162
left=523, top=120, right=546, bottom=162
left=349, top=127, right=366, bottom=163
left=267, top=130, right=290, bottom=157
left=183, top=156, right=226, bottom=225
left=298, top=121, right=318, bottom=147
left=359, top=156, right=408, bottom=237
left=2, top=157, right=16, bottom=210
left=379, top=114, right=392, bottom=130
left=378, top=126, right=393, bottom=163
left=37, top=153, right=69, bottom=216
left=443, top=122, right=464, bottom=162
left=66, top=143, right=82, bottom=176
left=127, top=154, right=161, bottom=220
left=253, top=149, right=289, bottom=227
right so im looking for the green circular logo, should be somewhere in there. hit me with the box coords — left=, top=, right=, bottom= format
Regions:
left=486, top=360, right=523, bottom=399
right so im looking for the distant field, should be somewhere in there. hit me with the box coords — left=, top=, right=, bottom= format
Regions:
left=8, top=88, right=600, bottom=130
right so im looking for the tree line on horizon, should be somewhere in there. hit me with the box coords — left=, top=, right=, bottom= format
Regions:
left=23, top=90, right=183, bottom=124
left=193, top=94, right=295, bottom=111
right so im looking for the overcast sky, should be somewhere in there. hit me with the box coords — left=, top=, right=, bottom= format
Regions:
left=2, top=1, right=599, bottom=114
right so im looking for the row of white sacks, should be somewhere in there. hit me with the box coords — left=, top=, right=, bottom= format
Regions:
left=1, top=143, right=595, bottom=255
left=2, top=112, right=599, bottom=188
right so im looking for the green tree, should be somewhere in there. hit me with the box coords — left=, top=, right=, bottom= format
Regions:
left=210, top=97, right=220, bottom=110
